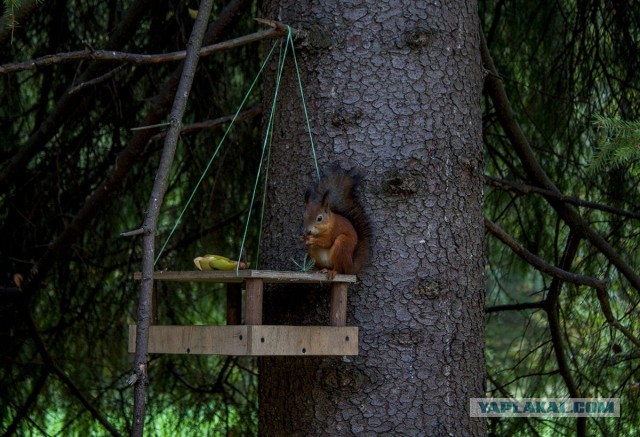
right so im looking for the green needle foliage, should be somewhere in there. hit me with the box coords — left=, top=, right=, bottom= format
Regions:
left=2, top=0, right=640, bottom=435
left=589, top=115, right=640, bottom=174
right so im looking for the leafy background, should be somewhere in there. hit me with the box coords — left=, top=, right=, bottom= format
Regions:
left=1, top=0, right=639, bottom=435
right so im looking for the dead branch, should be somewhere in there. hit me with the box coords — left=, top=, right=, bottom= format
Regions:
left=485, top=218, right=607, bottom=290
left=0, top=25, right=287, bottom=75
left=132, top=0, right=215, bottom=435
left=67, top=64, right=127, bottom=95
left=595, top=287, right=640, bottom=349
left=544, top=234, right=585, bottom=436
left=485, top=301, right=545, bottom=313
left=485, top=175, right=640, bottom=220
left=149, top=105, right=262, bottom=140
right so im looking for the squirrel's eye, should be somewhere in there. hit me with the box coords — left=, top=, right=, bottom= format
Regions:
left=316, top=215, right=323, bottom=222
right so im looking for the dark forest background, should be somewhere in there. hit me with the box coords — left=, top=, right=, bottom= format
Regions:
left=1, top=0, right=639, bottom=435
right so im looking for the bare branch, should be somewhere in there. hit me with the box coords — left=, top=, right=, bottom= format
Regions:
left=595, top=286, right=640, bottom=349
left=120, top=228, right=146, bottom=238
left=132, top=0, right=216, bottom=434
left=544, top=234, right=585, bottom=435
left=67, top=65, right=127, bottom=95
left=485, top=175, right=640, bottom=220
left=0, top=26, right=287, bottom=75
left=485, top=218, right=607, bottom=291
left=149, top=105, right=262, bottom=140
left=487, top=204, right=640, bottom=350
left=130, top=122, right=172, bottom=132
left=485, top=301, right=545, bottom=313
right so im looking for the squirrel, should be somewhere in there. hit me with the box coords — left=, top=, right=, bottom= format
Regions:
left=302, top=169, right=371, bottom=279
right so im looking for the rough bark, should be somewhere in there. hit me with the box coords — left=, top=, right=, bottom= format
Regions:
left=259, top=0, right=485, bottom=435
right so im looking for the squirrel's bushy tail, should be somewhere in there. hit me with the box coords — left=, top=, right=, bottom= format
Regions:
left=311, top=167, right=371, bottom=274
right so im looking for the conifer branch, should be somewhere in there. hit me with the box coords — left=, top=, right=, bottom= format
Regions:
left=589, top=115, right=640, bottom=173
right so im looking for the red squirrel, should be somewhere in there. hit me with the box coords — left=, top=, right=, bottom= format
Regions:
left=303, top=169, right=371, bottom=279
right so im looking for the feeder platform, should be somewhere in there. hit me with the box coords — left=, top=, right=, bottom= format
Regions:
left=128, top=270, right=359, bottom=356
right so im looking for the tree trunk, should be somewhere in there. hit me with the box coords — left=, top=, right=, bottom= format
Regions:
left=259, top=0, right=485, bottom=435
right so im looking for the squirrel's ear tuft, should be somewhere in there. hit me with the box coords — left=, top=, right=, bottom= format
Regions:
left=304, top=189, right=313, bottom=203
left=321, top=191, right=331, bottom=209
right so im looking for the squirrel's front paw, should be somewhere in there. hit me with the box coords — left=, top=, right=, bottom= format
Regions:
left=318, top=268, right=337, bottom=280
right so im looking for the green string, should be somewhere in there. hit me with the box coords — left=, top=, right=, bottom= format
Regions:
left=154, top=40, right=280, bottom=265
left=254, top=142, right=271, bottom=269
left=236, top=37, right=289, bottom=272
left=252, top=91, right=276, bottom=270
left=155, top=26, right=320, bottom=268
left=288, top=27, right=320, bottom=182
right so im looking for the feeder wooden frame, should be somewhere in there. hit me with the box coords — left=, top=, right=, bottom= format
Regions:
left=128, top=270, right=358, bottom=356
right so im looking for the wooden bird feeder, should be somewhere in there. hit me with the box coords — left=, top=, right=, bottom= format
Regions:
left=128, top=270, right=358, bottom=356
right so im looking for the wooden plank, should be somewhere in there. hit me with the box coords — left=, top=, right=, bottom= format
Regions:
left=128, top=325, right=359, bottom=356
left=129, top=325, right=247, bottom=355
left=247, top=326, right=358, bottom=356
left=330, top=282, right=348, bottom=327
left=133, top=269, right=357, bottom=284
left=245, top=279, right=263, bottom=325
